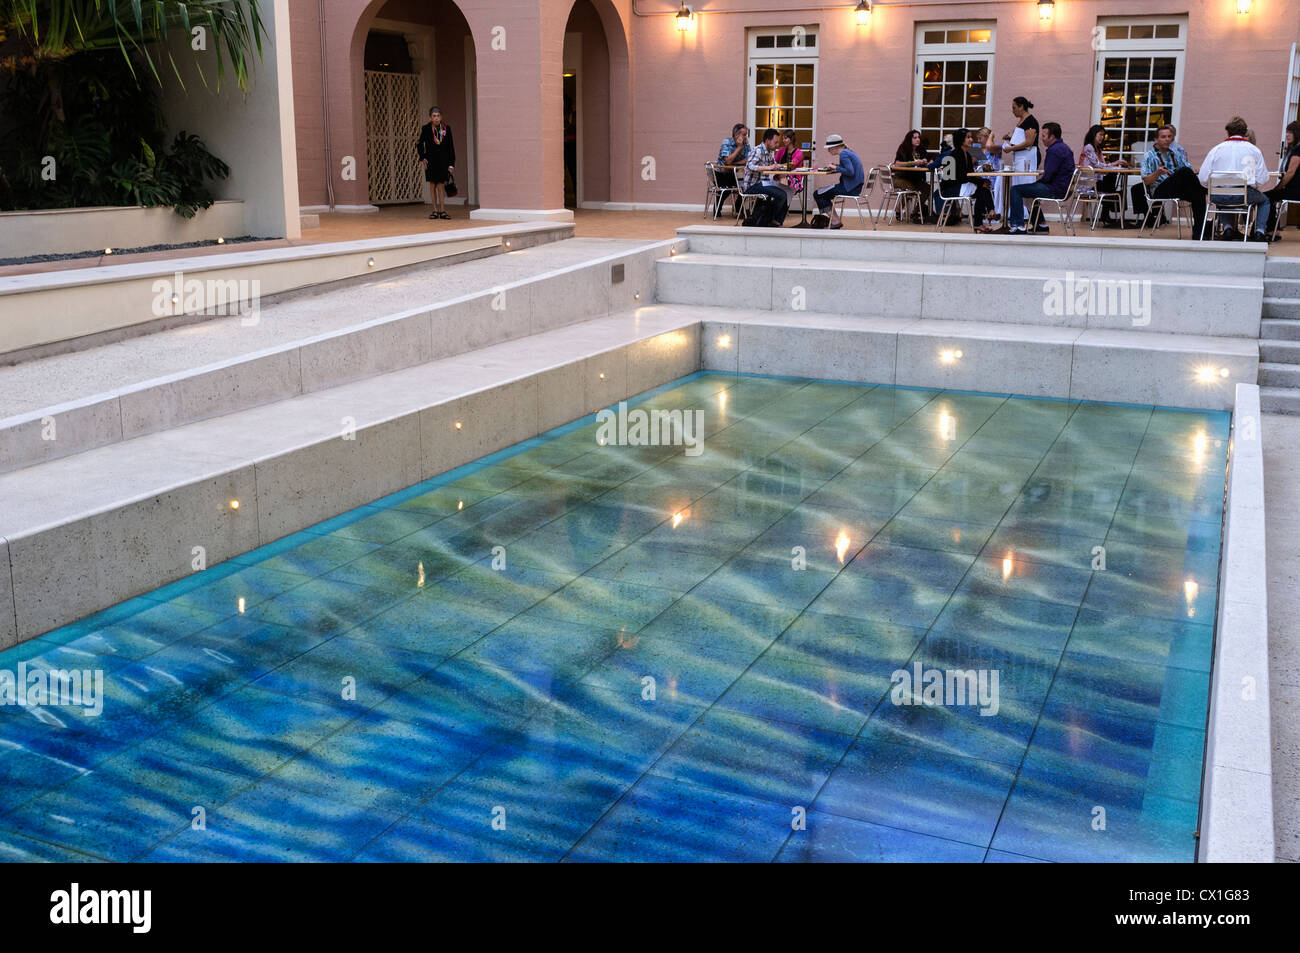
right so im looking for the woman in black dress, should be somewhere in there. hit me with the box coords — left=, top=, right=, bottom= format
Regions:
left=417, top=106, right=456, bottom=220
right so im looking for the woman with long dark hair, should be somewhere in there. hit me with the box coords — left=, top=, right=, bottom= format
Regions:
left=1266, top=120, right=1300, bottom=236
left=894, top=129, right=931, bottom=222
left=1077, top=124, right=1124, bottom=227
left=939, top=128, right=995, bottom=231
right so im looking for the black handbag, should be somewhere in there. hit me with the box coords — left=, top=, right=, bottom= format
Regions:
left=444, top=173, right=459, bottom=198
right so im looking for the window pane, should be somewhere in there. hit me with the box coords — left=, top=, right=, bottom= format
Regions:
left=1103, top=59, right=1126, bottom=80
left=969, top=29, right=991, bottom=43
left=1131, top=24, right=1154, bottom=39
left=966, top=83, right=986, bottom=106
left=946, top=30, right=968, bottom=43
left=946, top=60, right=966, bottom=82
left=923, top=61, right=942, bottom=81
left=968, top=59, right=988, bottom=81
left=924, top=30, right=945, bottom=44
left=1155, top=24, right=1179, bottom=38
left=774, top=86, right=793, bottom=107
left=921, top=107, right=942, bottom=128
left=1124, top=106, right=1148, bottom=129
left=1101, top=82, right=1126, bottom=103
left=796, top=63, right=814, bottom=84
left=794, top=108, right=812, bottom=127
left=775, top=34, right=793, bottom=48
left=1152, top=57, right=1176, bottom=80
left=922, top=84, right=943, bottom=106
left=756, top=86, right=774, bottom=108
left=756, top=35, right=774, bottom=48
left=804, top=35, right=816, bottom=47
left=756, top=65, right=774, bottom=84
left=1149, top=82, right=1173, bottom=104
left=943, top=107, right=964, bottom=128
left=795, top=85, right=814, bottom=106
left=775, top=64, right=794, bottom=83
left=1106, top=25, right=1128, bottom=40
left=1128, top=58, right=1151, bottom=80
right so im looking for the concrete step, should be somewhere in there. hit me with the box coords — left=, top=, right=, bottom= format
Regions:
left=1260, top=385, right=1300, bottom=414
left=1259, top=339, right=1300, bottom=364
left=1261, top=317, right=1300, bottom=339
left=1264, top=276, right=1300, bottom=298
left=0, top=237, right=676, bottom=475
left=1263, top=297, right=1300, bottom=320
left=676, top=224, right=1268, bottom=277
left=1258, top=361, right=1300, bottom=387
left=1264, top=256, right=1300, bottom=279
left=657, top=251, right=1263, bottom=338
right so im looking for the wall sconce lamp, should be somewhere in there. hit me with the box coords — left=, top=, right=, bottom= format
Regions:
left=676, top=3, right=693, bottom=31
left=855, top=1, right=872, bottom=26
left=1235, top=0, right=1252, bottom=13
left=1038, top=0, right=1054, bottom=22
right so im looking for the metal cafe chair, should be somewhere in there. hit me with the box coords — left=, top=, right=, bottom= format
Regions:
left=878, top=167, right=922, bottom=226
left=933, top=189, right=976, bottom=232
left=1201, top=171, right=1257, bottom=241
left=1071, top=166, right=1126, bottom=230
left=736, top=191, right=773, bottom=226
left=1027, top=168, right=1083, bottom=236
left=1272, top=198, right=1299, bottom=241
left=1140, top=179, right=1192, bottom=238
left=705, top=162, right=739, bottom=220
left=831, top=167, right=880, bottom=230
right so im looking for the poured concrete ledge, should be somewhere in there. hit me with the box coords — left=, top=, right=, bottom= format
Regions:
left=1199, top=383, right=1274, bottom=863
left=0, top=222, right=572, bottom=355
left=659, top=254, right=1262, bottom=339
left=0, top=238, right=678, bottom=474
left=674, top=225, right=1269, bottom=278
left=0, top=308, right=700, bottom=642
left=699, top=310, right=1256, bottom=410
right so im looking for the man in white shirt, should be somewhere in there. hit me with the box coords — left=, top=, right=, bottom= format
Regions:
left=1198, top=116, right=1274, bottom=241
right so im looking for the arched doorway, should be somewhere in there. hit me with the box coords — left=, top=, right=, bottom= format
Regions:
left=561, top=0, right=631, bottom=209
left=354, top=0, right=478, bottom=209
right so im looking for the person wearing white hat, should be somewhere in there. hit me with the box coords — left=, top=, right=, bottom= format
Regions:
left=811, top=134, right=864, bottom=229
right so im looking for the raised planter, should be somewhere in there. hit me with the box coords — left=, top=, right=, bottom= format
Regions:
left=0, top=201, right=247, bottom=260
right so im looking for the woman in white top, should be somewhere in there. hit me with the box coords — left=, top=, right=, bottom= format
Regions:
left=1004, top=97, right=1040, bottom=227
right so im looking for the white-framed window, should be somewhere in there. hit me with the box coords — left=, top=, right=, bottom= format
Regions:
left=1092, top=16, right=1187, bottom=165
left=747, top=27, right=818, bottom=156
left=914, top=22, right=995, bottom=152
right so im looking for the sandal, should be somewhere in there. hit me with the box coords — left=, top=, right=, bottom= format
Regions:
left=439, top=211, right=451, bottom=220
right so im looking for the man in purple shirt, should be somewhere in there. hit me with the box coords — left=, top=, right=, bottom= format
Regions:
left=1008, top=122, right=1073, bottom=233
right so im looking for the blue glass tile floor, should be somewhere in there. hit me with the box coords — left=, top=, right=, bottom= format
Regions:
left=0, top=372, right=1227, bottom=862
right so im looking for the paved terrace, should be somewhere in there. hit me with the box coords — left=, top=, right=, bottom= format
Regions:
left=2, top=204, right=1297, bottom=279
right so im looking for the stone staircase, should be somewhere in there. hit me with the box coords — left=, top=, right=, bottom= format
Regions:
left=1260, top=257, right=1300, bottom=414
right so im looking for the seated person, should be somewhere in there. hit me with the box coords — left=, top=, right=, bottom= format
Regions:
left=1007, top=122, right=1072, bottom=233
left=1198, top=116, right=1273, bottom=241
left=811, top=133, right=864, bottom=229
left=1138, top=124, right=1206, bottom=236
left=1077, top=124, right=1126, bottom=227
left=1266, top=120, right=1300, bottom=235
left=973, top=127, right=1002, bottom=222
left=893, top=129, right=932, bottom=222
left=936, top=128, right=995, bottom=230
left=773, top=129, right=805, bottom=202
left=741, top=128, right=790, bottom=227
left=713, top=123, right=750, bottom=215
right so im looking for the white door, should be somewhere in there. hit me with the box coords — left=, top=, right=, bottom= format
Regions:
left=365, top=69, right=423, bottom=204
left=913, top=23, right=995, bottom=151
left=746, top=27, right=818, bottom=157
left=1091, top=17, right=1186, bottom=165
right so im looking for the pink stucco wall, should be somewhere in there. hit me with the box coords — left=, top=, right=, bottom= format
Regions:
left=288, top=0, right=1300, bottom=212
